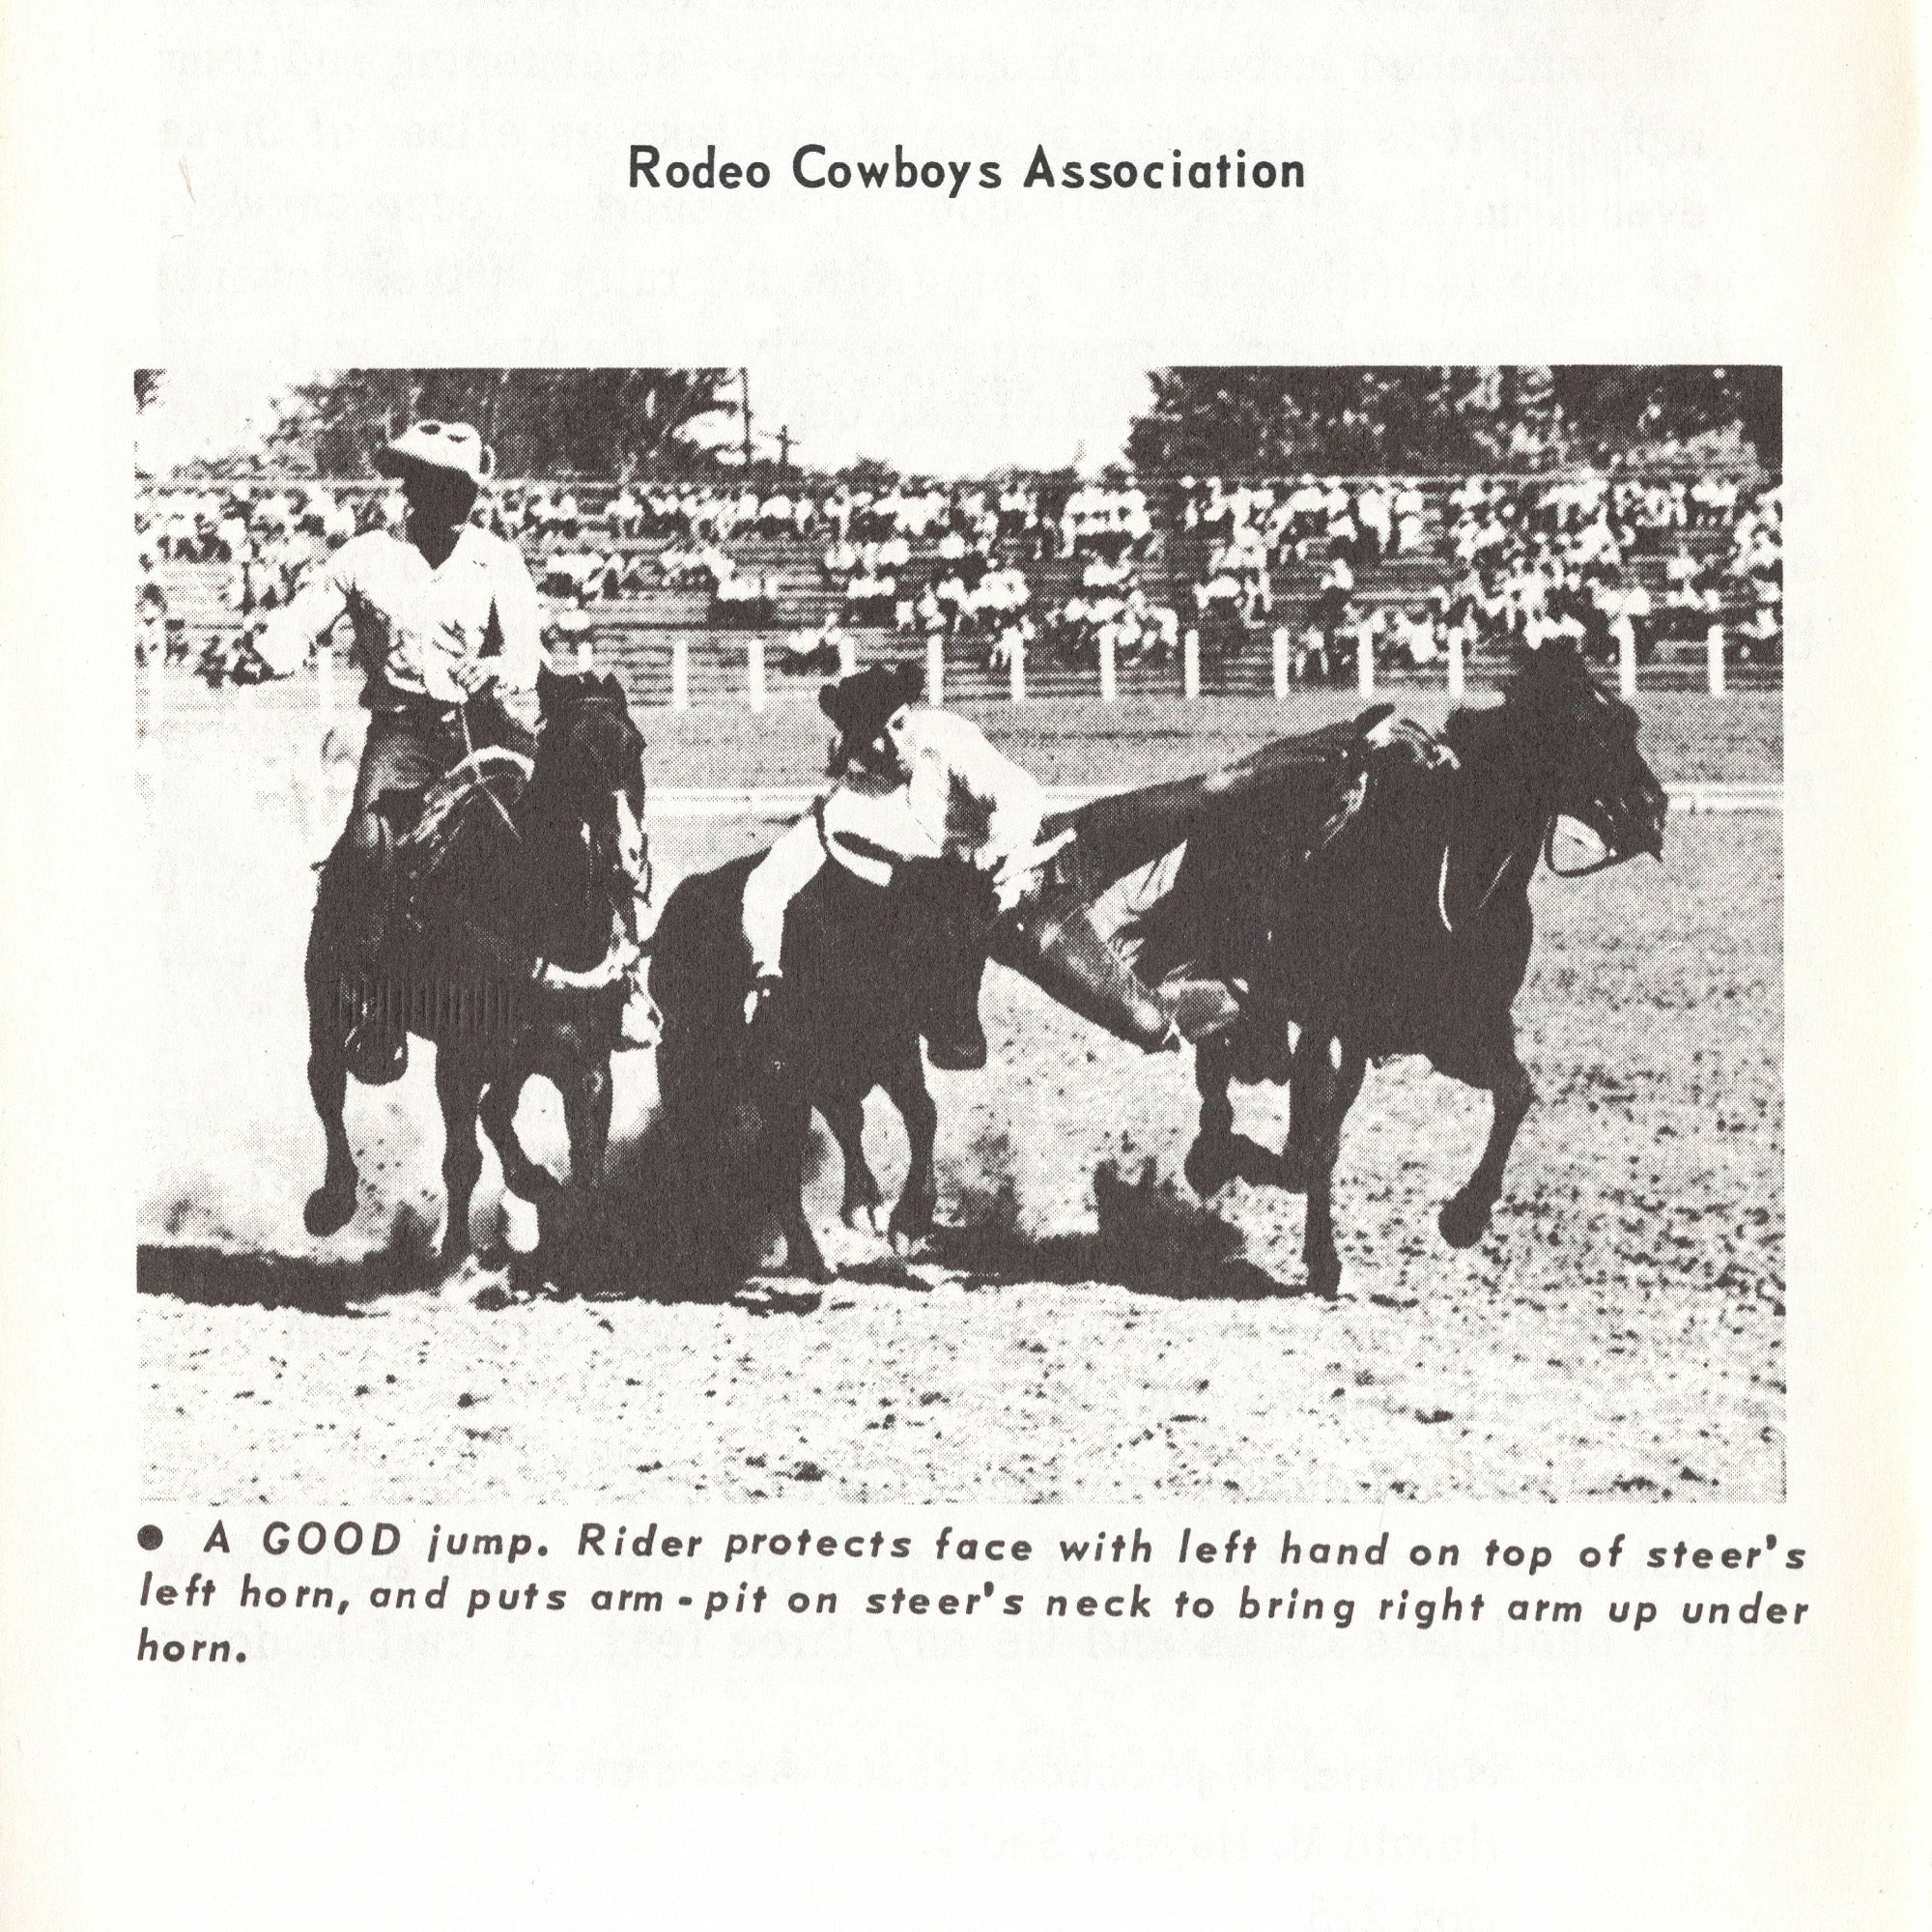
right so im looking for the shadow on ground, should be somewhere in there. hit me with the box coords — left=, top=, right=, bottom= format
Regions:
left=137, top=1205, right=441, bottom=1316
left=138, top=1134, right=1318, bottom=1312
left=932, top=1150, right=1317, bottom=1301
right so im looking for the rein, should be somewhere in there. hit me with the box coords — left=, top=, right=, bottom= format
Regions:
left=1541, top=813, right=1645, bottom=879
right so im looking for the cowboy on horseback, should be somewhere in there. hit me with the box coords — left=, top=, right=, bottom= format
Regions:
left=251, top=419, right=653, bottom=1079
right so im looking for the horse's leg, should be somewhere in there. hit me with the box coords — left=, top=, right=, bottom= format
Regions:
left=1186, top=1031, right=1289, bottom=1195
left=302, top=935, right=359, bottom=1236
left=1302, top=1041, right=1365, bottom=1298
left=1280, top=1025, right=1346, bottom=1193
left=548, top=1052, right=614, bottom=1261
left=479, top=1068, right=558, bottom=1255
left=302, top=1029, right=359, bottom=1236
left=559, top=1055, right=614, bottom=1195
left=1184, top=1033, right=1239, bottom=1195
left=823, top=1091, right=885, bottom=1233
left=1439, top=1031, right=1536, bottom=1250
left=771, top=1095, right=833, bottom=1284
left=434, top=1047, right=485, bottom=1266
left=880, top=1042, right=939, bottom=1251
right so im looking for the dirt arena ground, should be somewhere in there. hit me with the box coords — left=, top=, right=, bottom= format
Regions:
left=137, top=690, right=1783, bottom=1504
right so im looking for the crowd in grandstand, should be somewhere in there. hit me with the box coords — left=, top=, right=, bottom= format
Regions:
left=136, top=461, right=1781, bottom=688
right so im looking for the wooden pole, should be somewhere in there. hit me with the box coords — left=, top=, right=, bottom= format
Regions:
left=926, top=630, right=945, bottom=708
left=1619, top=622, right=1637, bottom=698
left=1099, top=625, right=1117, bottom=704
left=1447, top=625, right=1465, bottom=700
left=747, top=630, right=765, bottom=713
left=1009, top=622, right=1027, bottom=704
left=1706, top=623, right=1726, bottom=696
left=670, top=631, right=690, bottom=711
left=1356, top=622, right=1375, bottom=696
left=1182, top=627, right=1200, bottom=700
left=1271, top=625, right=1290, bottom=701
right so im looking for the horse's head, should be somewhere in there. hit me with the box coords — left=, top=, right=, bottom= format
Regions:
left=890, top=856, right=1000, bottom=1069
left=1499, top=640, right=1667, bottom=872
left=534, top=665, right=649, bottom=897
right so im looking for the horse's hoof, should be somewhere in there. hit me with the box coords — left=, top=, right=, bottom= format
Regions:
left=842, top=1201, right=883, bottom=1235
left=303, top=1182, right=356, bottom=1237
left=500, top=1192, right=542, bottom=1255
left=792, top=1253, right=836, bottom=1286
left=1306, top=1254, right=1343, bottom=1299
left=1438, top=1194, right=1491, bottom=1250
left=1183, top=1135, right=1236, bottom=1198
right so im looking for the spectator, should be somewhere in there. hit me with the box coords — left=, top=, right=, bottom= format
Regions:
left=1392, top=604, right=1438, bottom=668
left=136, top=582, right=171, bottom=665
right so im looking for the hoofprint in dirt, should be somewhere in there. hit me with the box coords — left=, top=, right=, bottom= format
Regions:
left=139, top=696, right=1782, bottom=1501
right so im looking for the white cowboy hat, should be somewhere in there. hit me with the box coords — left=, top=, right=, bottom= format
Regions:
left=375, top=419, right=496, bottom=484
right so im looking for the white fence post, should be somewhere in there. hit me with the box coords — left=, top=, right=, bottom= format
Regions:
left=1356, top=625, right=1375, bottom=697
left=838, top=629, right=857, bottom=677
left=926, top=631, right=945, bottom=708
left=1182, top=628, right=1200, bottom=700
left=1099, top=626, right=1117, bottom=704
left=1706, top=623, right=1726, bottom=697
left=747, top=631, right=765, bottom=713
left=670, top=631, right=690, bottom=711
left=1446, top=625, right=1465, bottom=700
left=1009, top=623, right=1027, bottom=704
left=1271, top=625, right=1290, bottom=701
left=1619, top=623, right=1637, bottom=699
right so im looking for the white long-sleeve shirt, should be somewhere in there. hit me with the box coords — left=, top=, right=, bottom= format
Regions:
left=255, top=526, right=543, bottom=706
left=828, top=707, right=1046, bottom=876
left=741, top=709, right=1047, bottom=976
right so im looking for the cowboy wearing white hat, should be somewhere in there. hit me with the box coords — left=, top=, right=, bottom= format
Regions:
left=251, top=418, right=551, bottom=1080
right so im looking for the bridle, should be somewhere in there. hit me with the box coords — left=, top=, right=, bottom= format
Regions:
left=1541, top=812, right=1644, bottom=879
left=1436, top=812, right=1640, bottom=934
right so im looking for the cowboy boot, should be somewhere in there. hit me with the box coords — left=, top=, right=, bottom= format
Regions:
left=994, top=894, right=1179, bottom=1053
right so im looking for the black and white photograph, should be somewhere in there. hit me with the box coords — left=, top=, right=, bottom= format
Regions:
left=135, top=364, right=1785, bottom=1504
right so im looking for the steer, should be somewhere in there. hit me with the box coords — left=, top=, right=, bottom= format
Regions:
left=649, top=847, right=997, bottom=1284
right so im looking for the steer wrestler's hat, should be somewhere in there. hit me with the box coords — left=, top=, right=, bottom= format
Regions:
left=375, top=419, right=496, bottom=486
left=819, top=662, right=923, bottom=744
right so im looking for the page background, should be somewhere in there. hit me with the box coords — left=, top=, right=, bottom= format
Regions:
left=1, top=3, right=1921, bottom=1925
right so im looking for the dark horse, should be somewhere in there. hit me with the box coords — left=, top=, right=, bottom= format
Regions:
left=649, top=847, right=998, bottom=1285
left=1143, top=641, right=1667, bottom=1296
left=302, top=667, right=650, bottom=1264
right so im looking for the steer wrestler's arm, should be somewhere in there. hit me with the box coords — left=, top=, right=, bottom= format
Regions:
left=743, top=815, right=833, bottom=980
left=915, top=710, right=1047, bottom=867
left=252, top=549, right=353, bottom=678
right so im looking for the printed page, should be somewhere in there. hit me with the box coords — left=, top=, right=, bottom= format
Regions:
left=0, top=3, right=1923, bottom=1927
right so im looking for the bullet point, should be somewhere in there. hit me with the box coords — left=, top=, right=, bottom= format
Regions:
left=138, top=1524, right=163, bottom=1551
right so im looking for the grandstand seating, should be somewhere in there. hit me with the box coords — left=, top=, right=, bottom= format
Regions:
left=136, top=471, right=1781, bottom=715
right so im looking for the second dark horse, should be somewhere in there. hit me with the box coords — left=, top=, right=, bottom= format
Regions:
left=1142, top=641, right=1668, bottom=1295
